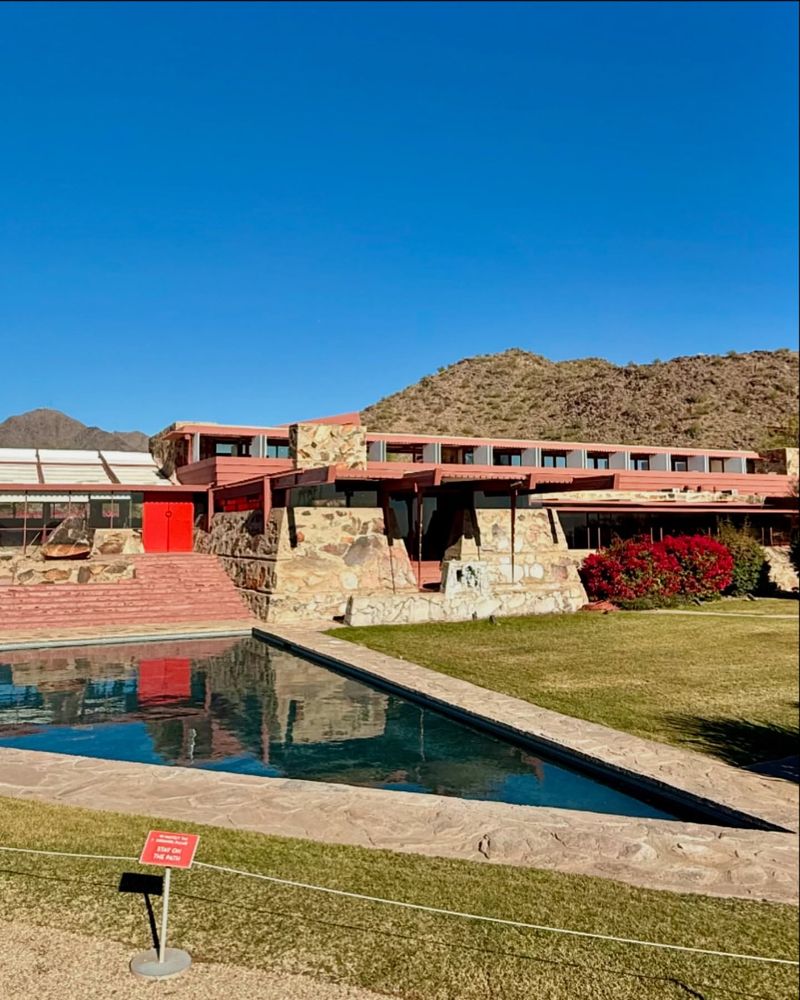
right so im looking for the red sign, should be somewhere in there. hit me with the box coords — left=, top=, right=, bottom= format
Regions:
left=139, top=830, right=200, bottom=870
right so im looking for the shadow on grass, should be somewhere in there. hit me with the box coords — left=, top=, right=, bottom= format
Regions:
left=666, top=712, right=800, bottom=773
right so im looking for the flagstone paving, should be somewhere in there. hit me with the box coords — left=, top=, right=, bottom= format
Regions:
left=0, top=747, right=797, bottom=904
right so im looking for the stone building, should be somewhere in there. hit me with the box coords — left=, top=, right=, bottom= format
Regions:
left=173, top=416, right=797, bottom=624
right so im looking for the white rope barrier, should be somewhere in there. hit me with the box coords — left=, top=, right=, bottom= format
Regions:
left=0, top=843, right=796, bottom=968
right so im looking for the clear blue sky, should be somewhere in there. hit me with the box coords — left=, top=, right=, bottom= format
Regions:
left=0, top=2, right=796, bottom=433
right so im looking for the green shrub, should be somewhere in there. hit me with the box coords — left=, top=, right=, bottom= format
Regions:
left=716, top=521, right=768, bottom=595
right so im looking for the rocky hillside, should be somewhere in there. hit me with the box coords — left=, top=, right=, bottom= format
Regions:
left=0, top=409, right=149, bottom=452
left=362, top=349, right=799, bottom=451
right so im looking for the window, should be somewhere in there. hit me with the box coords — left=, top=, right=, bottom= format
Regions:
left=671, top=457, right=688, bottom=472
left=746, top=459, right=756, bottom=474
left=541, top=451, right=567, bottom=468
left=586, top=453, right=609, bottom=470
left=495, top=450, right=522, bottom=466
left=441, top=446, right=474, bottom=465
left=266, top=443, right=290, bottom=459
left=630, top=455, right=650, bottom=471
left=201, top=437, right=252, bottom=459
left=386, top=444, right=424, bottom=463
left=709, top=458, right=724, bottom=474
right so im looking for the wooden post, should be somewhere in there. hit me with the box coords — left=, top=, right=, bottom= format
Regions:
left=416, top=485, right=423, bottom=590
left=261, top=477, right=271, bottom=535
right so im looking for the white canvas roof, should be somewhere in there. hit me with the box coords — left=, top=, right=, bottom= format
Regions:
left=37, top=449, right=104, bottom=463
left=0, top=448, right=174, bottom=487
left=101, top=451, right=159, bottom=465
left=0, top=462, right=40, bottom=484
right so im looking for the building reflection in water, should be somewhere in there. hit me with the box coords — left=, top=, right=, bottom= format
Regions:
left=0, top=637, right=673, bottom=818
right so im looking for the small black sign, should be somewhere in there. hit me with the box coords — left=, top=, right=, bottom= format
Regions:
left=118, top=871, right=164, bottom=896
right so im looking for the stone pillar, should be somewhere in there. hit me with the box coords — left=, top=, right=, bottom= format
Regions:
left=289, top=423, right=367, bottom=470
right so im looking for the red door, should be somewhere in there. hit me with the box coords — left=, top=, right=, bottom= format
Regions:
left=142, top=498, right=194, bottom=552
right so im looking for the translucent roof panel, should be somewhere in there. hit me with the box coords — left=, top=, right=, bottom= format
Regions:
left=109, top=466, right=169, bottom=485
left=41, top=464, right=112, bottom=484
left=100, top=451, right=158, bottom=466
left=0, top=448, right=38, bottom=462
left=0, top=462, right=40, bottom=484
left=37, top=449, right=102, bottom=464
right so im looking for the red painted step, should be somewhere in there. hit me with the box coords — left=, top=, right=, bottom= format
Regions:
left=0, top=553, right=254, bottom=631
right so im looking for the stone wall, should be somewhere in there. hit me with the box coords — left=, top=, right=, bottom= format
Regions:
left=91, top=528, right=144, bottom=556
left=540, top=489, right=765, bottom=503
left=289, top=422, right=367, bottom=470
left=764, top=546, right=799, bottom=594
left=0, top=551, right=135, bottom=586
left=197, top=503, right=587, bottom=626
left=444, top=507, right=587, bottom=593
left=341, top=506, right=586, bottom=626
left=345, top=585, right=583, bottom=626
left=195, top=507, right=417, bottom=622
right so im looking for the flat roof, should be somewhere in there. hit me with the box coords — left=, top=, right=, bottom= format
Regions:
left=160, top=420, right=760, bottom=458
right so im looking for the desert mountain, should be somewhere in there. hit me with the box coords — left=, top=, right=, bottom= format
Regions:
left=0, top=408, right=149, bottom=452
left=361, top=349, right=799, bottom=451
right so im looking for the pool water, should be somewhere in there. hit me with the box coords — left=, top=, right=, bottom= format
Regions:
left=0, top=636, right=678, bottom=820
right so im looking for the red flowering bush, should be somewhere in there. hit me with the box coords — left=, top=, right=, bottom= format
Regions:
left=581, top=537, right=681, bottom=605
left=661, top=534, right=734, bottom=598
left=581, top=535, right=734, bottom=607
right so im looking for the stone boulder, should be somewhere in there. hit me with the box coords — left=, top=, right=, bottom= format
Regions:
left=41, top=516, right=91, bottom=560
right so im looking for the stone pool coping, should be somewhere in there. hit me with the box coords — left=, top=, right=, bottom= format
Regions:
left=261, top=626, right=799, bottom=836
left=0, top=624, right=796, bottom=905
left=0, top=747, right=797, bottom=904
left=0, top=621, right=255, bottom=651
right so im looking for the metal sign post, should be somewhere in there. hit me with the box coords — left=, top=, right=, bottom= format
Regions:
left=130, top=830, right=199, bottom=980
left=159, top=866, right=172, bottom=965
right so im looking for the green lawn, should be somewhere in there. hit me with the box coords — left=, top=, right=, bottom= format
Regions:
left=334, top=608, right=799, bottom=766
left=0, top=796, right=797, bottom=1000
